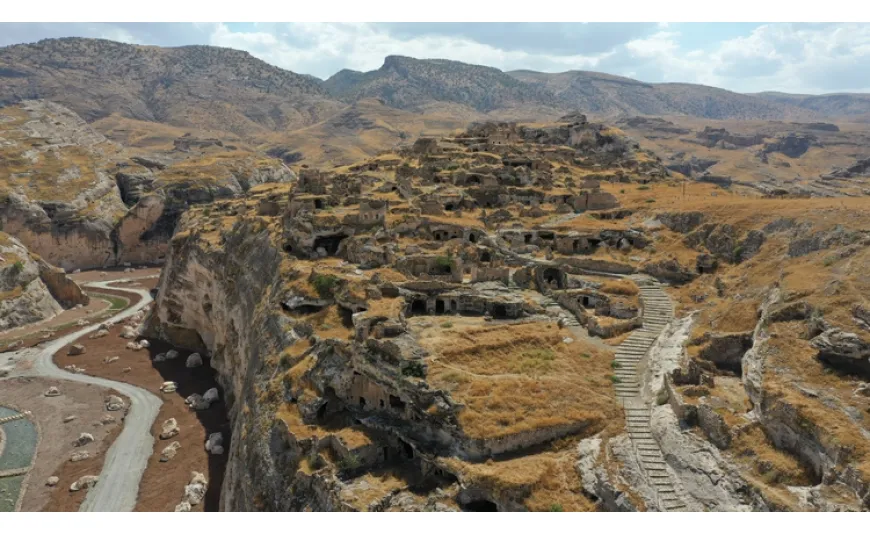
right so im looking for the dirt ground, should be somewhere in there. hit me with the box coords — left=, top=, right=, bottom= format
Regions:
left=0, top=280, right=153, bottom=353
left=0, top=376, right=127, bottom=511
left=53, top=323, right=229, bottom=512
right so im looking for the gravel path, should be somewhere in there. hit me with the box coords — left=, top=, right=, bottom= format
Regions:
left=5, top=277, right=161, bottom=512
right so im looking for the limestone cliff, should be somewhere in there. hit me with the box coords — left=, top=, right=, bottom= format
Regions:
left=0, top=232, right=88, bottom=330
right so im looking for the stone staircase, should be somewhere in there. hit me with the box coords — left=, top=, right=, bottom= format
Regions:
left=540, top=297, right=581, bottom=327
left=612, top=275, right=687, bottom=512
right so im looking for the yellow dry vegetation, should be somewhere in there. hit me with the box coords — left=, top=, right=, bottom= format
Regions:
left=442, top=447, right=596, bottom=512
left=422, top=322, right=621, bottom=439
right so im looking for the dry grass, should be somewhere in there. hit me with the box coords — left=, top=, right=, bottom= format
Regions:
left=442, top=446, right=596, bottom=512
left=421, top=322, right=621, bottom=439
left=599, top=279, right=639, bottom=296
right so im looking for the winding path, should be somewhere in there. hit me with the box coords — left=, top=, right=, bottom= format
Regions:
left=4, top=277, right=161, bottom=512
left=612, top=275, right=686, bottom=511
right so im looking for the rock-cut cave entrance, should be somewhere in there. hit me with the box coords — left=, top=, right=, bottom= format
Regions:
left=462, top=500, right=498, bottom=512
left=313, top=234, right=348, bottom=256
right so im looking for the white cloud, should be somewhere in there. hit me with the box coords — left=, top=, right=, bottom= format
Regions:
left=3, top=22, right=870, bottom=93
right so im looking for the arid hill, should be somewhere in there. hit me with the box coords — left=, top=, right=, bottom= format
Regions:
left=0, top=37, right=343, bottom=136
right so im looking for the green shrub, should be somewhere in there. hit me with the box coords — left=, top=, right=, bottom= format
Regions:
left=549, top=504, right=564, bottom=512
left=402, top=361, right=426, bottom=378
left=609, top=375, right=622, bottom=384
left=312, top=274, right=339, bottom=298
left=339, top=454, right=361, bottom=471
left=637, top=185, right=651, bottom=191
left=645, top=199, right=656, bottom=203
left=10, top=261, right=24, bottom=275
left=611, top=361, right=622, bottom=369
left=441, top=321, right=453, bottom=329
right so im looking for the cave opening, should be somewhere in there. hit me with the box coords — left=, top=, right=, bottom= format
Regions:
left=492, top=304, right=508, bottom=319
left=313, top=234, right=348, bottom=256
left=339, top=306, right=355, bottom=329
left=409, top=300, right=427, bottom=315
left=462, top=500, right=498, bottom=512
left=435, top=300, right=446, bottom=314
left=480, top=251, right=492, bottom=262
left=524, top=233, right=533, bottom=244
left=543, top=268, right=565, bottom=289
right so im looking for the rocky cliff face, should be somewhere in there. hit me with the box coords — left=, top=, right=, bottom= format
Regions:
left=0, top=232, right=87, bottom=330
left=1, top=100, right=296, bottom=271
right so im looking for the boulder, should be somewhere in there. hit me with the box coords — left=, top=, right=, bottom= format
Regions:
left=165, top=349, right=180, bottom=360
left=160, top=418, right=180, bottom=439
left=100, top=414, right=115, bottom=425
left=105, top=395, right=126, bottom=411
left=44, top=386, right=61, bottom=397
left=70, top=475, right=99, bottom=492
left=121, top=326, right=137, bottom=339
left=70, top=451, right=90, bottom=462
left=160, top=441, right=182, bottom=462
left=139, top=339, right=151, bottom=348
left=62, top=415, right=76, bottom=423
left=184, top=393, right=210, bottom=411
left=205, top=432, right=224, bottom=455
left=202, top=387, right=220, bottom=404
left=46, top=476, right=59, bottom=487
left=153, top=352, right=167, bottom=362
left=74, top=432, right=95, bottom=447
left=67, top=344, right=86, bottom=356
left=160, top=381, right=178, bottom=393
left=186, top=353, right=203, bottom=368
left=183, top=471, right=208, bottom=506
left=174, top=501, right=192, bottom=512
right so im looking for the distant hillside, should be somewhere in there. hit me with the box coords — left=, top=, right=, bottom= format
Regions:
left=323, top=55, right=559, bottom=113
left=0, top=37, right=344, bottom=136
left=753, top=91, right=870, bottom=121
left=509, top=70, right=818, bottom=120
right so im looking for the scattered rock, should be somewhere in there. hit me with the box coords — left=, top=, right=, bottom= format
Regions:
left=100, top=414, right=115, bottom=425
left=183, top=472, right=208, bottom=506
left=174, top=501, right=192, bottom=512
left=205, top=432, right=224, bottom=455
left=74, top=432, right=95, bottom=447
left=70, top=451, right=90, bottom=462
left=63, top=415, right=76, bottom=423
left=139, top=339, right=150, bottom=348
left=160, top=381, right=178, bottom=393
left=186, top=353, right=203, bottom=368
left=105, top=395, right=126, bottom=411
left=44, top=386, right=61, bottom=397
left=160, top=418, right=180, bottom=439
left=122, top=367, right=132, bottom=373
left=69, top=475, right=99, bottom=492
left=102, top=356, right=119, bottom=364
left=160, top=441, right=182, bottom=462
left=67, top=344, right=86, bottom=355
left=165, top=349, right=180, bottom=360
left=203, top=387, right=220, bottom=404
left=153, top=352, right=167, bottom=362
left=184, top=393, right=210, bottom=411
left=46, top=476, right=59, bottom=487
left=121, top=326, right=137, bottom=339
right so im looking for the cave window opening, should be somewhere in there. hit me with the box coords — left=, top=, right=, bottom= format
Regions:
left=468, top=233, right=477, bottom=243
left=359, top=397, right=367, bottom=408
left=313, top=234, right=348, bottom=256
left=480, top=251, right=492, bottom=262
left=379, top=399, right=385, bottom=409
left=543, top=268, right=564, bottom=290
left=524, top=234, right=533, bottom=244
left=435, top=300, right=446, bottom=314
left=410, top=300, right=427, bottom=315
left=390, top=395, right=406, bottom=411
left=462, top=500, right=498, bottom=512
left=314, top=199, right=324, bottom=209
left=445, top=203, right=455, bottom=211
left=582, top=296, right=591, bottom=308
left=339, top=306, right=355, bottom=329
left=400, top=439, right=414, bottom=458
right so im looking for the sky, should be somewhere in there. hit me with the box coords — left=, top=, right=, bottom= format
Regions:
left=1, top=22, right=869, bottom=94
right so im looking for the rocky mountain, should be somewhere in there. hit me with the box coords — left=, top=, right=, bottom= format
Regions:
left=0, top=232, right=88, bottom=331
left=754, top=92, right=870, bottom=121
left=510, top=70, right=822, bottom=121
left=0, top=37, right=344, bottom=136
left=324, top=55, right=560, bottom=114
left=0, top=100, right=296, bottom=270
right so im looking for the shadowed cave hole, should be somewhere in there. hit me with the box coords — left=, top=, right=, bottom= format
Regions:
left=462, top=500, right=498, bottom=512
